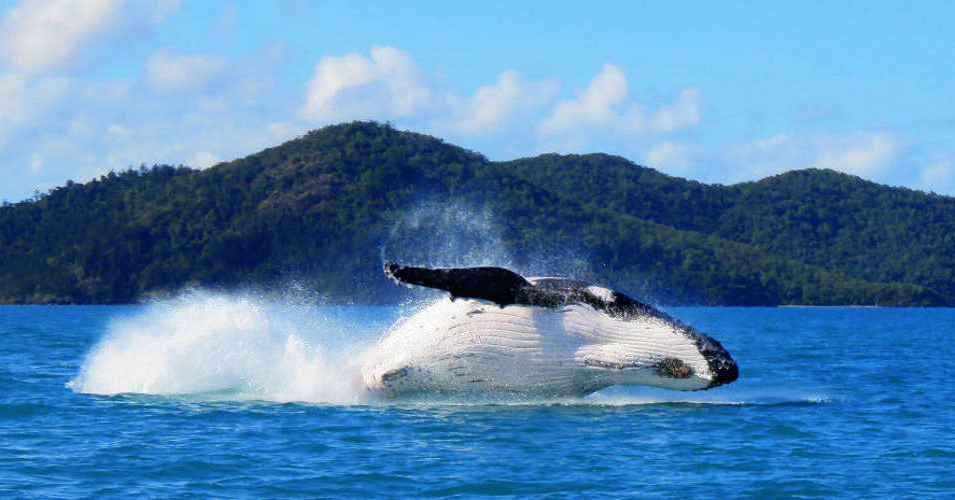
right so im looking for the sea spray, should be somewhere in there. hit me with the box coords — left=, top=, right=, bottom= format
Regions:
left=381, top=201, right=513, bottom=269
left=68, top=291, right=386, bottom=403
left=380, top=200, right=594, bottom=282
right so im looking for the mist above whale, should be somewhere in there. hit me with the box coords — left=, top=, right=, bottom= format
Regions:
left=362, top=263, right=738, bottom=397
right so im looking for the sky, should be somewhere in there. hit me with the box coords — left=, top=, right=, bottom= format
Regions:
left=2, top=0, right=955, bottom=202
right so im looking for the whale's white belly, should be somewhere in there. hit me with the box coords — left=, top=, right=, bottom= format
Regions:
left=361, top=298, right=712, bottom=396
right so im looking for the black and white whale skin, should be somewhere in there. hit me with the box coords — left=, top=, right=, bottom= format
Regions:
left=362, top=262, right=738, bottom=397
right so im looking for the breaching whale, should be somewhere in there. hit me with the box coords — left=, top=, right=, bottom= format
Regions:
left=361, top=262, right=738, bottom=397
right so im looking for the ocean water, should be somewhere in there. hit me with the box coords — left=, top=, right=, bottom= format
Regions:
left=1, top=294, right=954, bottom=498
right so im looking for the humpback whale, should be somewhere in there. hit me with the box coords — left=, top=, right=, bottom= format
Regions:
left=362, top=262, right=738, bottom=397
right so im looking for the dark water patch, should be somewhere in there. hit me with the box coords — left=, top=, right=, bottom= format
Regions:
left=421, top=479, right=609, bottom=497
left=924, top=447, right=955, bottom=458
left=0, top=403, right=58, bottom=419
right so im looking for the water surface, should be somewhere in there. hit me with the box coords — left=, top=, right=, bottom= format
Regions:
left=2, top=297, right=953, bottom=498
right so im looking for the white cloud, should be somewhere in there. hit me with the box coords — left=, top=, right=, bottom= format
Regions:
left=0, top=51, right=286, bottom=200
left=730, top=131, right=902, bottom=180
left=297, top=46, right=563, bottom=136
left=729, top=133, right=799, bottom=179
left=539, top=63, right=627, bottom=134
left=0, top=73, right=29, bottom=126
left=646, top=141, right=695, bottom=172
left=815, top=132, right=900, bottom=176
left=0, top=0, right=126, bottom=74
left=12, top=36, right=948, bottom=203
left=724, top=131, right=955, bottom=195
left=450, top=70, right=558, bottom=135
left=734, top=133, right=792, bottom=156
left=106, top=123, right=131, bottom=138
left=299, top=46, right=432, bottom=122
left=917, top=157, right=954, bottom=193
left=636, top=88, right=702, bottom=134
left=145, top=49, right=229, bottom=93
left=296, top=50, right=698, bottom=148
left=29, top=152, right=42, bottom=173
left=0, top=0, right=183, bottom=168
left=83, top=78, right=132, bottom=102
left=189, top=151, right=220, bottom=168
left=0, top=72, right=71, bottom=148
left=539, top=63, right=702, bottom=136
left=141, top=0, right=180, bottom=24
left=266, top=121, right=300, bottom=141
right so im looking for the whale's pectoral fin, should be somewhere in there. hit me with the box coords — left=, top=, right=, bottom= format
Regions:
left=384, top=262, right=534, bottom=307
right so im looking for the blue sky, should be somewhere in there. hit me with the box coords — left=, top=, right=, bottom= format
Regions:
left=2, top=0, right=955, bottom=202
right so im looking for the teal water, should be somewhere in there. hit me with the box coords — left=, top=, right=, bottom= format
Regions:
left=1, top=295, right=954, bottom=498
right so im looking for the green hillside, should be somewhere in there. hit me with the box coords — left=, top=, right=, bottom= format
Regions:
left=0, top=122, right=949, bottom=306
left=502, top=155, right=955, bottom=301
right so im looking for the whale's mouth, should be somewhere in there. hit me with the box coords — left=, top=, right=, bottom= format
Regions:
left=583, top=359, right=641, bottom=371
left=583, top=355, right=737, bottom=388
left=582, top=358, right=694, bottom=379
left=705, top=356, right=739, bottom=389
left=696, top=336, right=739, bottom=389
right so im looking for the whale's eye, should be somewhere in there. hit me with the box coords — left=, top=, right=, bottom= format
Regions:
left=654, top=358, right=693, bottom=379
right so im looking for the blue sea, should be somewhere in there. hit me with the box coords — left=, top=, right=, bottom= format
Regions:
left=2, top=293, right=954, bottom=498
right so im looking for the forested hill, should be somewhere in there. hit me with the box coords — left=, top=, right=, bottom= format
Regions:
left=1, top=122, right=951, bottom=306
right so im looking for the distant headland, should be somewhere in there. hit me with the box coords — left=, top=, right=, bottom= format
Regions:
left=1, top=121, right=952, bottom=306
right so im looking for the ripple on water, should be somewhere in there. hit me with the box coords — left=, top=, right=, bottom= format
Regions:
left=2, top=303, right=955, bottom=497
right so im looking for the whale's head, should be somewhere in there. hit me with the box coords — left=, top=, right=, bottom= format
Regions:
left=573, top=313, right=738, bottom=391
left=578, top=326, right=738, bottom=392
left=555, top=284, right=738, bottom=392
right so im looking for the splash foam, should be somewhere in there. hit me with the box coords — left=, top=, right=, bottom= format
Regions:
left=381, top=200, right=513, bottom=269
left=69, top=292, right=376, bottom=403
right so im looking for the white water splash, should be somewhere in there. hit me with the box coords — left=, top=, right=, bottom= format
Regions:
left=68, top=292, right=378, bottom=403
left=379, top=200, right=596, bottom=288
left=584, top=386, right=832, bottom=407
left=381, top=201, right=513, bottom=269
